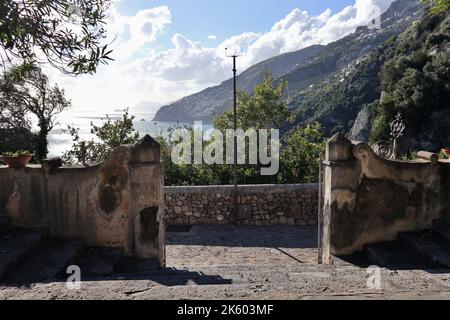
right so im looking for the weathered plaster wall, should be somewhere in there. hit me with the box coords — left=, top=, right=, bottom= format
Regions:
left=0, top=135, right=165, bottom=265
left=321, top=133, right=450, bottom=264
left=164, top=184, right=319, bottom=225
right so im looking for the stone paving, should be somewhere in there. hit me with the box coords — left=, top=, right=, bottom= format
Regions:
left=0, top=225, right=450, bottom=300
left=166, top=225, right=319, bottom=268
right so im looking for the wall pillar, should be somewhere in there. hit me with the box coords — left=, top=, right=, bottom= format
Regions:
left=321, top=133, right=359, bottom=264
left=130, top=135, right=165, bottom=267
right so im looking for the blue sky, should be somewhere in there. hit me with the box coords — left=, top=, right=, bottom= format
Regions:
left=116, top=0, right=355, bottom=49
left=50, top=0, right=395, bottom=112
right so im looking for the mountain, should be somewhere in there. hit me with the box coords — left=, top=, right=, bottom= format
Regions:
left=153, top=0, right=423, bottom=125
left=368, top=9, right=450, bottom=152
left=290, top=0, right=450, bottom=153
left=153, top=45, right=325, bottom=123
left=285, top=0, right=424, bottom=136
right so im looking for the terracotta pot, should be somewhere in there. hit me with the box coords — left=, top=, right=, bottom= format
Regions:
left=442, top=148, right=450, bottom=159
left=0, top=155, right=33, bottom=169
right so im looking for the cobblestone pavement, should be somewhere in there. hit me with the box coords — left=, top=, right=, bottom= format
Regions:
left=166, top=225, right=319, bottom=268
left=1, top=225, right=450, bottom=300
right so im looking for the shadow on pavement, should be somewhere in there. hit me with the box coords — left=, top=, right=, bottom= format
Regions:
left=166, top=225, right=318, bottom=249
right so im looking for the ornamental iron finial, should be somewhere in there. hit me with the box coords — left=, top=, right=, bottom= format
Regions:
left=372, top=113, right=406, bottom=160
left=390, top=112, right=406, bottom=140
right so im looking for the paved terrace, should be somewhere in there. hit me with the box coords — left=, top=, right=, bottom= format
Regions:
left=1, top=225, right=450, bottom=300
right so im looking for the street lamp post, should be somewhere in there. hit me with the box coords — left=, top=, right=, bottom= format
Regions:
left=226, top=48, right=240, bottom=225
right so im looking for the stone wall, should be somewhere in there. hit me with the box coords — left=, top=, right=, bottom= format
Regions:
left=0, top=135, right=166, bottom=265
left=321, top=133, right=450, bottom=264
left=164, top=184, right=319, bottom=226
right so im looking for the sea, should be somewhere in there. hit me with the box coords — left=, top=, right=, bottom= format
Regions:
left=46, top=110, right=202, bottom=157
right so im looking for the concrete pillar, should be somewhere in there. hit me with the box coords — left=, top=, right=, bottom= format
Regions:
left=130, top=135, right=166, bottom=267
left=321, top=133, right=358, bottom=264
left=326, top=132, right=353, bottom=162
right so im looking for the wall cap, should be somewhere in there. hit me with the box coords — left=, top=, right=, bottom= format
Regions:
left=165, top=184, right=319, bottom=194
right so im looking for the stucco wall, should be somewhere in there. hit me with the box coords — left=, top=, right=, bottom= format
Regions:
left=321, top=133, right=450, bottom=264
left=0, top=135, right=165, bottom=265
left=164, top=184, right=319, bottom=225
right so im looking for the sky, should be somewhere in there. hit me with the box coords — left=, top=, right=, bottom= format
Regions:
left=47, top=0, right=395, bottom=113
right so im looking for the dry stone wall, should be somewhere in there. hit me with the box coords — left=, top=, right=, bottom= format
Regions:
left=164, top=184, right=319, bottom=226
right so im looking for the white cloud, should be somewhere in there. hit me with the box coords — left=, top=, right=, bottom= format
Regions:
left=128, top=0, right=395, bottom=91
left=106, top=5, right=171, bottom=61
left=208, top=35, right=217, bottom=40
left=141, top=34, right=230, bottom=84
left=48, top=0, right=396, bottom=112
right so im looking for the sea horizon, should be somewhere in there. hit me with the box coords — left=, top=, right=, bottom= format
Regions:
left=46, top=109, right=197, bottom=157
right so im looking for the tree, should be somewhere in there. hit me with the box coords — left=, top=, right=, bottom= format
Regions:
left=369, top=8, right=450, bottom=151
left=1, top=66, right=71, bottom=160
left=278, top=122, right=325, bottom=184
left=0, top=67, right=37, bottom=154
left=214, top=71, right=291, bottom=131
left=157, top=127, right=232, bottom=186
left=0, top=77, right=30, bottom=130
left=63, top=109, right=140, bottom=165
left=0, top=0, right=113, bottom=74
left=0, top=127, right=37, bottom=155
left=213, top=71, right=292, bottom=184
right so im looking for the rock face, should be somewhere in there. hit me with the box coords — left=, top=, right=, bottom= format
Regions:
left=349, top=104, right=373, bottom=142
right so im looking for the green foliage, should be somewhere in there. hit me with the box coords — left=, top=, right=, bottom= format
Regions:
left=157, top=122, right=325, bottom=186
left=369, top=114, right=391, bottom=144
left=211, top=72, right=297, bottom=185
left=90, top=110, right=140, bottom=148
left=0, top=0, right=113, bottom=74
left=0, top=70, right=30, bottom=132
left=438, top=149, right=449, bottom=159
left=0, top=69, right=37, bottom=154
left=278, top=122, right=325, bottom=184
left=371, top=11, right=450, bottom=151
left=290, top=37, right=398, bottom=135
left=399, top=152, right=415, bottom=161
left=0, top=128, right=36, bottom=155
left=421, top=0, right=450, bottom=14
left=2, top=150, right=32, bottom=157
left=156, top=127, right=231, bottom=186
left=0, top=65, right=71, bottom=160
left=214, top=71, right=292, bottom=131
left=63, top=109, right=140, bottom=165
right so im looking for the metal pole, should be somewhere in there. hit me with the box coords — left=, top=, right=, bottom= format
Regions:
left=233, top=56, right=238, bottom=226
left=318, top=159, right=323, bottom=264
left=225, top=48, right=241, bottom=226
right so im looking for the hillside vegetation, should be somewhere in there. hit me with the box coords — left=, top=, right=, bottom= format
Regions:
left=372, top=11, right=450, bottom=152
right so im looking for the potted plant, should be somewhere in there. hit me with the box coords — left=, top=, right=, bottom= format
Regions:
left=442, top=148, right=450, bottom=159
left=0, top=150, right=33, bottom=169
